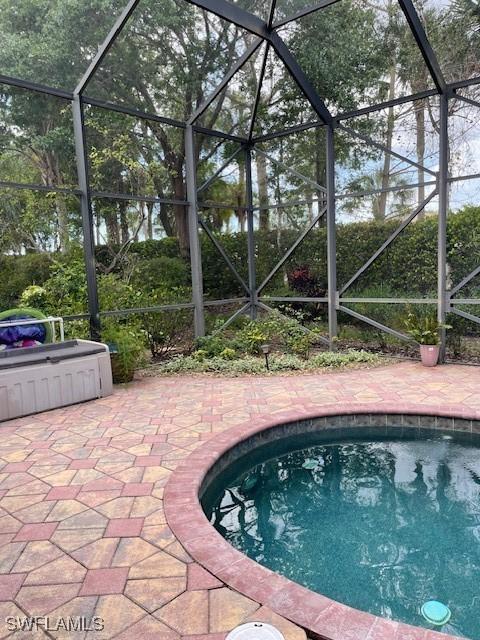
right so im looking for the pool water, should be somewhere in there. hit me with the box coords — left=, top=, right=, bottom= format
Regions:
left=204, top=435, right=480, bottom=639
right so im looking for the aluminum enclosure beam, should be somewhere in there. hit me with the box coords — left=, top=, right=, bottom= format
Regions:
left=398, top=0, right=446, bottom=94
left=257, top=301, right=330, bottom=346
left=256, top=206, right=327, bottom=294
left=0, top=74, right=73, bottom=100
left=450, top=265, right=480, bottom=298
left=438, top=93, right=449, bottom=360
left=451, top=307, right=480, bottom=326
left=75, top=0, right=141, bottom=95
left=338, top=124, right=436, bottom=176
left=248, top=43, right=270, bottom=141
left=197, top=146, right=244, bottom=195
left=339, top=189, right=438, bottom=295
left=326, top=123, right=337, bottom=346
left=72, top=95, right=101, bottom=340
left=183, top=0, right=269, bottom=38
left=198, top=217, right=250, bottom=295
left=273, top=0, right=343, bottom=29
left=212, top=302, right=251, bottom=335
left=339, top=306, right=412, bottom=343
left=188, top=39, right=264, bottom=124
left=185, top=125, right=206, bottom=337
left=256, top=148, right=327, bottom=193
left=245, top=148, right=257, bottom=319
left=269, top=31, right=333, bottom=124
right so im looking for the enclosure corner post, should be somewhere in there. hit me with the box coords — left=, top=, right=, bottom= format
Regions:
left=438, top=93, right=449, bottom=362
left=72, top=94, right=101, bottom=341
left=326, top=123, right=338, bottom=349
left=245, top=147, right=257, bottom=320
left=185, top=124, right=205, bottom=338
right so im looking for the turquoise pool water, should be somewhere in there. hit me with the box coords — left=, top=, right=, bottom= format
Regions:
left=204, top=433, right=480, bottom=639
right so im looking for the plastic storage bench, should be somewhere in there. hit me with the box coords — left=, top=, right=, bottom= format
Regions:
left=0, top=340, right=113, bottom=422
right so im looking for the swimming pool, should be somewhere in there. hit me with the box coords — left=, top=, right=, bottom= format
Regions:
left=203, top=430, right=480, bottom=639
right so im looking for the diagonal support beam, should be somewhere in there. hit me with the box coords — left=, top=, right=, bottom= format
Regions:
left=450, top=307, right=480, bottom=326
left=188, top=39, right=263, bottom=124
left=212, top=303, right=251, bottom=335
left=75, top=0, right=141, bottom=95
left=197, top=145, right=244, bottom=195
left=450, top=265, right=480, bottom=298
left=273, top=0, right=342, bottom=29
left=339, top=189, right=438, bottom=295
left=397, top=0, right=446, bottom=94
left=256, top=148, right=327, bottom=193
left=248, top=43, right=270, bottom=141
left=183, top=0, right=269, bottom=38
left=338, top=124, right=437, bottom=176
left=453, top=93, right=480, bottom=110
left=338, top=306, right=411, bottom=342
left=257, top=301, right=330, bottom=345
left=198, top=217, right=250, bottom=295
left=269, top=31, right=333, bottom=124
left=257, top=207, right=327, bottom=294
left=267, top=0, right=277, bottom=29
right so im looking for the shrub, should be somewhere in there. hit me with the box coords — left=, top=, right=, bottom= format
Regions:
left=131, top=256, right=190, bottom=294
left=288, top=264, right=325, bottom=298
left=153, top=349, right=382, bottom=376
left=19, top=285, right=49, bottom=309
left=101, top=322, right=146, bottom=383
left=0, top=252, right=52, bottom=311
left=309, top=349, right=381, bottom=368
left=195, top=333, right=234, bottom=358
left=139, top=287, right=192, bottom=359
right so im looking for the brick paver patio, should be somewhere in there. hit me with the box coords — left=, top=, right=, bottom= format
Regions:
left=0, top=362, right=479, bottom=639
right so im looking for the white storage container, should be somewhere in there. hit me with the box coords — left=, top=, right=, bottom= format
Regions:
left=0, top=340, right=113, bottom=422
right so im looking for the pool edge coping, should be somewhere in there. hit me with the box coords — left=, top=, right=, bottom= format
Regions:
left=164, top=402, right=476, bottom=640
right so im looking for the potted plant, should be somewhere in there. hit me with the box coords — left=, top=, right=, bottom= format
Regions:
left=102, top=325, right=145, bottom=383
left=404, top=312, right=450, bottom=367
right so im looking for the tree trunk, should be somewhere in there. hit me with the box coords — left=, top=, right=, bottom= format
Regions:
left=236, top=158, right=246, bottom=233
left=256, top=152, right=269, bottom=231
left=104, top=205, right=120, bottom=246
left=377, top=65, right=397, bottom=221
left=147, top=202, right=154, bottom=239
left=119, top=202, right=129, bottom=244
left=55, top=193, right=70, bottom=251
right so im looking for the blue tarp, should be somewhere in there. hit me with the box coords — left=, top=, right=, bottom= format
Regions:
left=0, top=315, right=47, bottom=346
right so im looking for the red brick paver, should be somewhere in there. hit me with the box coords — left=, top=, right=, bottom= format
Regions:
left=0, top=362, right=477, bottom=639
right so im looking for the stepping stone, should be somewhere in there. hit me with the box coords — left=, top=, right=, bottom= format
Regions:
left=72, top=538, right=119, bottom=569
left=209, top=588, right=260, bottom=633
left=12, top=541, right=63, bottom=573
left=129, top=551, right=186, bottom=579
left=125, top=576, right=186, bottom=611
left=16, top=583, right=81, bottom=616
left=155, top=590, right=208, bottom=635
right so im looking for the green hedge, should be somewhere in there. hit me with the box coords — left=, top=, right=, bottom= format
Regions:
left=2, top=206, right=480, bottom=310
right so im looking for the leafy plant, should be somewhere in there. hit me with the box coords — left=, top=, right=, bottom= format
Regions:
left=139, top=288, right=192, bottom=359
left=153, top=349, right=382, bottom=376
left=19, top=285, right=49, bottom=309
left=101, top=323, right=146, bottom=383
left=404, top=311, right=451, bottom=345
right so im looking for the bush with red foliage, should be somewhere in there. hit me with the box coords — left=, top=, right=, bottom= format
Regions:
left=287, top=265, right=326, bottom=298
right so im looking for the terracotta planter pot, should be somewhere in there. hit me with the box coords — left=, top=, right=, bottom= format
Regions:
left=420, top=344, right=440, bottom=367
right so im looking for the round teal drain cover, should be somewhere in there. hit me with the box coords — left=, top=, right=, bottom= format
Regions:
left=421, top=601, right=451, bottom=626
